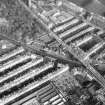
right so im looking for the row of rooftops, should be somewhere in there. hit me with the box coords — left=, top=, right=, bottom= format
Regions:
left=29, top=0, right=105, bottom=30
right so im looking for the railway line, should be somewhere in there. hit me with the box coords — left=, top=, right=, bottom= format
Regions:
left=49, top=11, right=105, bottom=90
left=19, top=0, right=105, bottom=91
left=1, top=0, right=105, bottom=104
left=50, top=11, right=105, bottom=60
left=0, top=14, right=75, bottom=105
left=0, top=37, right=70, bottom=105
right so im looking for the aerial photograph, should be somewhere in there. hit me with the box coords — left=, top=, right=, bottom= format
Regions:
left=0, top=0, right=105, bottom=105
